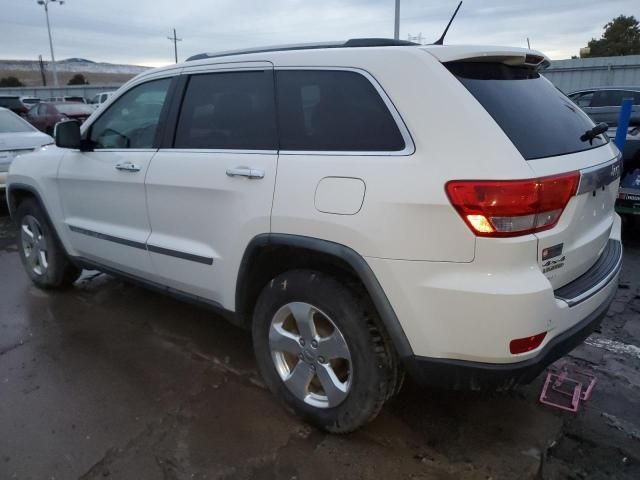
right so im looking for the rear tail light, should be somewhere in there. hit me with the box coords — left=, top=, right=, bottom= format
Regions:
left=510, top=332, right=547, bottom=354
left=445, top=172, right=579, bottom=237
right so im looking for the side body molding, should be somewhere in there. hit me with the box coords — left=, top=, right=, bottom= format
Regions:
left=236, top=233, right=414, bottom=358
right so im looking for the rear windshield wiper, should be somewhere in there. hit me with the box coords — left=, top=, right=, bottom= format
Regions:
left=580, top=123, right=608, bottom=144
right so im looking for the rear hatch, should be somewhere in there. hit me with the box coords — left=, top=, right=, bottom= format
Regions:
left=431, top=47, right=620, bottom=289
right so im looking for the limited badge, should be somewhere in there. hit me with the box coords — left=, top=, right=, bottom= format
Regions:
left=542, top=243, right=564, bottom=261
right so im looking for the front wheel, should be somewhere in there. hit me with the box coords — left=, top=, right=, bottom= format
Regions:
left=252, top=269, right=398, bottom=433
left=15, top=198, right=81, bottom=289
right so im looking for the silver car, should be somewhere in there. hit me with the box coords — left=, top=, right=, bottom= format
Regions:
left=568, top=86, right=640, bottom=127
left=0, top=107, right=53, bottom=190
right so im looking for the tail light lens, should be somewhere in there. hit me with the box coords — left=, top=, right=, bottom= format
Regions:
left=445, top=172, right=579, bottom=237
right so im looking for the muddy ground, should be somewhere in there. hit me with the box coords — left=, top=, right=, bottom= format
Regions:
left=1, top=204, right=639, bottom=480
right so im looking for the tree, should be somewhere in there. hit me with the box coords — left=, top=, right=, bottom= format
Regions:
left=0, top=76, right=24, bottom=87
left=583, top=15, right=640, bottom=57
left=67, top=73, right=89, bottom=85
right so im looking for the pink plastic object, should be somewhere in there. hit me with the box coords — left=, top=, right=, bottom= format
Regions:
left=539, top=372, right=582, bottom=412
left=569, top=370, right=597, bottom=401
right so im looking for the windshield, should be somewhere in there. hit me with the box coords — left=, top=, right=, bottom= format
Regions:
left=446, top=62, right=608, bottom=160
left=0, top=109, right=35, bottom=133
left=56, top=103, right=94, bottom=115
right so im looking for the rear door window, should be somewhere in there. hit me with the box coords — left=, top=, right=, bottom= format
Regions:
left=174, top=70, right=277, bottom=150
left=447, top=62, right=608, bottom=160
left=275, top=70, right=405, bottom=152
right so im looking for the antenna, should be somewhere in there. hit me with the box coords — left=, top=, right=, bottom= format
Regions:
left=433, top=1, right=463, bottom=46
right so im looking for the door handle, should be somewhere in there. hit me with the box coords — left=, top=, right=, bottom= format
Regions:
left=226, top=167, right=265, bottom=179
left=115, top=162, right=141, bottom=172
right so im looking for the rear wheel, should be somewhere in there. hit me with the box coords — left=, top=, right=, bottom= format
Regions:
left=252, top=269, right=398, bottom=433
left=15, top=199, right=81, bottom=289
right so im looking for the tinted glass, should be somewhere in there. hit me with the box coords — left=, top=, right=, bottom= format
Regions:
left=174, top=71, right=276, bottom=149
left=89, top=78, right=170, bottom=149
left=447, top=62, right=607, bottom=160
left=591, top=90, right=628, bottom=107
left=0, top=97, right=22, bottom=109
left=276, top=70, right=405, bottom=151
left=0, top=110, right=34, bottom=133
left=570, top=91, right=594, bottom=108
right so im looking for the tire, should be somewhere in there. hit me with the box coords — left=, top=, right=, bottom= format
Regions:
left=252, top=269, right=398, bottom=433
left=15, top=198, right=81, bottom=289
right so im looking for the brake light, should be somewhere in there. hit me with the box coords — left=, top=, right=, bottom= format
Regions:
left=445, top=172, right=579, bottom=237
left=509, top=332, right=547, bottom=354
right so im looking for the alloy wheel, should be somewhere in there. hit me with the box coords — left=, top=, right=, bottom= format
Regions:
left=21, top=215, right=49, bottom=276
left=269, top=302, right=352, bottom=408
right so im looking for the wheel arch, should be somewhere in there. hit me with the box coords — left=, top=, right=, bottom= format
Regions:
left=235, top=233, right=414, bottom=358
left=7, top=182, right=70, bottom=256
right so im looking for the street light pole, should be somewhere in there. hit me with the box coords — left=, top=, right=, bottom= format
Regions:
left=37, top=0, right=64, bottom=88
left=394, top=0, right=400, bottom=40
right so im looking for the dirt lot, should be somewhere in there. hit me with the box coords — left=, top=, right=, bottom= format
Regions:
left=1, top=204, right=639, bottom=480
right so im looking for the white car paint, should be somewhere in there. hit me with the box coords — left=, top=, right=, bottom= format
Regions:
left=7, top=43, right=621, bottom=366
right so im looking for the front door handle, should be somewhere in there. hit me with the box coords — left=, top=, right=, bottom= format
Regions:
left=226, top=167, right=265, bottom=179
left=115, top=162, right=141, bottom=172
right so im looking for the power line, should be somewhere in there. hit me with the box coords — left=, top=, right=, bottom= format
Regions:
left=167, top=28, right=182, bottom=64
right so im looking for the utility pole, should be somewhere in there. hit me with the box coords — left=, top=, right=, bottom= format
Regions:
left=38, top=55, right=47, bottom=86
left=527, top=37, right=531, bottom=49
left=37, top=0, right=64, bottom=88
left=394, top=0, right=400, bottom=40
left=167, top=28, right=182, bottom=64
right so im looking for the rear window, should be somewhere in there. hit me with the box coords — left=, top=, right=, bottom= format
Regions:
left=0, top=97, right=22, bottom=109
left=446, top=62, right=608, bottom=160
left=276, top=70, right=405, bottom=152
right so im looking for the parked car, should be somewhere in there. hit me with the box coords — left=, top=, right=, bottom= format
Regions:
left=0, top=107, right=52, bottom=191
left=568, top=87, right=640, bottom=127
left=26, top=102, right=94, bottom=135
left=20, top=96, right=41, bottom=107
left=89, top=91, right=114, bottom=106
left=43, top=96, right=88, bottom=104
left=0, top=95, right=30, bottom=117
left=7, top=40, right=622, bottom=432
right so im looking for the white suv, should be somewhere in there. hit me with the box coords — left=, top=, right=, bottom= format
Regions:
left=6, top=40, right=623, bottom=432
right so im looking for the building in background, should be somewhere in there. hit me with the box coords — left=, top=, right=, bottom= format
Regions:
left=544, top=55, right=640, bottom=92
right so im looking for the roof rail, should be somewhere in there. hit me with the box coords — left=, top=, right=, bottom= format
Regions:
left=186, top=38, right=418, bottom=62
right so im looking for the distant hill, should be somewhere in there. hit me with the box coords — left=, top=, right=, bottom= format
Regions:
left=0, top=58, right=151, bottom=87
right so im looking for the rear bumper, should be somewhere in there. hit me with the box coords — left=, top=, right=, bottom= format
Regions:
left=404, top=284, right=615, bottom=390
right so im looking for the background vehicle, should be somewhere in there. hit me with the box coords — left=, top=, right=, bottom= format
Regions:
left=43, top=96, right=89, bottom=103
left=0, top=107, right=52, bottom=190
left=568, top=87, right=640, bottom=127
left=89, top=92, right=114, bottom=106
left=26, top=102, right=94, bottom=135
left=7, top=40, right=622, bottom=432
left=20, top=96, right=41, bottom=107
left=0, top=95, right=29, bottom=117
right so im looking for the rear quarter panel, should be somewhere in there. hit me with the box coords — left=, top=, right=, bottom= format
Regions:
left=270, top=48, right=535, bottom=261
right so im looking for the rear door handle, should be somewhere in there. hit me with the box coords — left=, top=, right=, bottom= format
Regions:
left=115, top=162, right=141, bottom=172
left=226, top=167, right=265, bottom=179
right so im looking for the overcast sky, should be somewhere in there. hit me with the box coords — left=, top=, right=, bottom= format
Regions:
left=2, top=0, right=638, bottom=67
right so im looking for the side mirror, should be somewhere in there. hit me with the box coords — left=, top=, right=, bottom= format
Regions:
left=55, top=120, right=81, bottom=149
